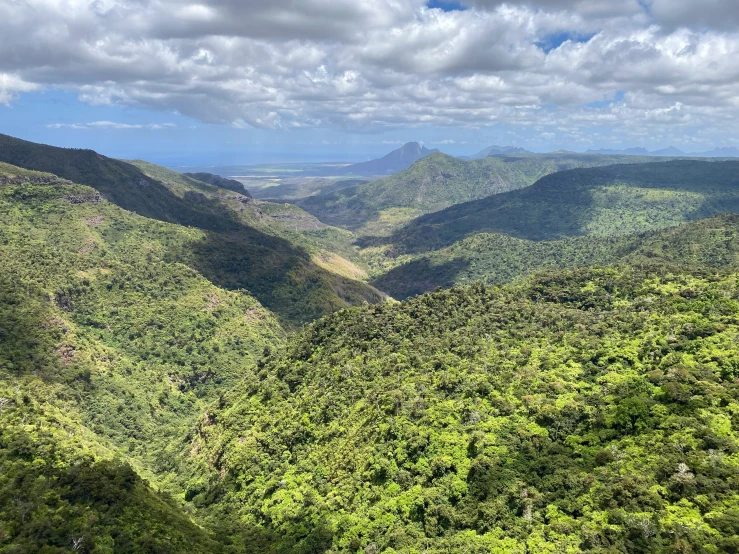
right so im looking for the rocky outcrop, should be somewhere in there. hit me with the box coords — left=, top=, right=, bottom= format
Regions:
left=66, top=192, right=101, bottom=204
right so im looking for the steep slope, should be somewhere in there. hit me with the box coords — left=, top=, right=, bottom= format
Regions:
left=0, top=162, right=285, bottom=551
left=297, top=153, right=663, bottom=235
left=334, top=142, right=437, bottom=176
left=0, top=161, right=282, bottom=476
left=0, top=135, right=384, bottom=326
left=189, top=265, right=739, bottom=553
left=384, top=160, right=739, bottom=255
left=184, top=171, right=253, bottom=196
left=372, top=214, right=739, bottom=298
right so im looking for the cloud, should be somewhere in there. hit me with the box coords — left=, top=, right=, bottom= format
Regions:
left=0, top=73, right=38, bottom=106
left=47, top=121, right=176, bottom=130
left=1, top=0, right=738, bottom=144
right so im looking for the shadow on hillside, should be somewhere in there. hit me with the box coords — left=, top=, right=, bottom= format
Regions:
left=369, top=161, right=739, bottom=257
left=370, top=257, right=472, bottom=300
left=0, top=134, right=384, bottom=325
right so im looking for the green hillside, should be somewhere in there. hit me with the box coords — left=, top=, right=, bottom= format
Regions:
left=381, top=160, right=739, bottom=256
left=372, top=215, right=739, bottom=298
left=0, top=161, right=285, bottom=551
left=188, top=265, right=739, bottom=553
left=0, top=135, right=384, bottom=326
left=297, top=153, right=662, bottom=235
left=252, top=178, right=368, bottom=201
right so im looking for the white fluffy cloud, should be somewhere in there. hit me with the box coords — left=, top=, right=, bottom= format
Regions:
left=2, top=0, right=739, bottom=143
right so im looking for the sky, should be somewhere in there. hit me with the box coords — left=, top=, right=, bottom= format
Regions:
left=2, top=0, right=739, bottom=165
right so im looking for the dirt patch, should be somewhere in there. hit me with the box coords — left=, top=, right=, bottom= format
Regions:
left=55, top=344, right=76, bottom=366
left=78, top=240, right=96, bottom=255
left=244, top=306, right=266, bottom=323
left=204, top=293, right=221, bottom=310
left=83, top=215, right=104, bottom=227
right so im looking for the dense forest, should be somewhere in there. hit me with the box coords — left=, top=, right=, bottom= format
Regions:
left=190, top=265, right=739, bottom=553
left=3, top=135, right=739, bottom=553
left=296, top=152, right=668, bottom=235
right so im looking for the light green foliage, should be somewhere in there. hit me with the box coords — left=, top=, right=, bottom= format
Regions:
left=372, top=214, right=739, bottom=299
left=297, top=153, right=664, bottom=233
left=190, top=265, right=739, bottom=553
left=0, top=134, right=385, bottom=326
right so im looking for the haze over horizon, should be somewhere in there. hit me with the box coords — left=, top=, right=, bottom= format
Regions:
left=3, top=0, right=739, bottom=164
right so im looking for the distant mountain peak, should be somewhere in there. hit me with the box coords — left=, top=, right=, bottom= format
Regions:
left=336, top=141, right=438, bottom=176
left=467, top=145, right=530, bottom=159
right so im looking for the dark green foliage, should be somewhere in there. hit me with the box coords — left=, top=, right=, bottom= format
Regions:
left=0, top=135, right=383, bottom=326
left=191, top=265, right=739, bottom=553
left=297, top=153, right=664, bottom=233
left=372, top=214, right=739, bottom=299
left=384, top=160, right=739, bottom=254
left=184, top=172, right=252, bottom=197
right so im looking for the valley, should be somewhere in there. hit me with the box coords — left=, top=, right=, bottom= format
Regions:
left=3, top=135, right=739, bottom=553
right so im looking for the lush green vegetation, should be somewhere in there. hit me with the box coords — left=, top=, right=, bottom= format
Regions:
left=371, top=215, right=739, bottom=299
left=251, top=179, right=368, bottom=201
left=0, top=135, right=384, bottom=326
left=190, top=265, right=739, bottom=553
left=383, top=160, right=739, bottom=254
left=183, top=172, right=253, bottom=196
left=297, top=153, right=664, bottom=234
left=6, top=138, right=739, bottom=553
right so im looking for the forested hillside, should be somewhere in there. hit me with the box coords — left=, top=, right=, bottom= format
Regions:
left=383, top=160, right=739, bottom=253
left=0, top=135, right=384, bottom=326
left=297, top=153, right=662, bottom=235
left=372, top=215, right=739, bottom=298
left=189, top=265, right=739, bottom=553
left=0, top=162, right=280, bottom=551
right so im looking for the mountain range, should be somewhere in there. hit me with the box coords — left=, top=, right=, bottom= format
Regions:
left=4, top=132, right=739, bottom=552
left=586, top=145, right=739, bottom=157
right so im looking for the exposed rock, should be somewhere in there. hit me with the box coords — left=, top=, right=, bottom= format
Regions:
left=0, top=175, right=61, bottom=185
left=66, top=192, right=101, bottom=204
left=83, top=215, right=104, bottom=227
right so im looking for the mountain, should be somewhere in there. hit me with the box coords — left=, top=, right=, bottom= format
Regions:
left=586, top=147, right=650, bottom=155
left=183, top=171, right=252, bottom=196
left=693, top=146, right=739, bottom=157
left=296, top=152, right=665, bottom=235
left=0, top=134, right=384, bottom=326
left=188, top=263, right=739, bottom=552
left=379, top=159, right=739, bottom=255
left=333, top=142, right=437, bottom=176
left=5, top=153, right=739, bottom=552
left=651, top=146, right=685, bottom=156
left=467, top=145, right=530, bottom=159
left=372, top=214, right=739, bottom=298
left=585, top=146, right=739, bottom=158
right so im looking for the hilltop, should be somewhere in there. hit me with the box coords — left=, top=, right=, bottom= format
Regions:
left=331, top=142, right=438, bottom=176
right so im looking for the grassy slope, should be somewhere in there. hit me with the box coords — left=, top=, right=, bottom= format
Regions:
left=190, top=265, right=739, bottom=553
left=297, top=153, right=665, bottom=234
left=0, top=135, right=384, bottom=326
left=371, top=214, right=739, bottom=298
